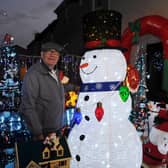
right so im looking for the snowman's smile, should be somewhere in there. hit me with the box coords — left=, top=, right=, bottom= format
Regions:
left=81, top=65, right=98, bottom=75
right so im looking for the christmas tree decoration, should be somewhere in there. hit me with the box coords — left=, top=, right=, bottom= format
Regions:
left=129, top=45, right=150, bottom=135
left=0, top=35, right=20, bottom=112
left=68, top=10, right=142, bottom=168
left=0, top=34, right=31, bottom=167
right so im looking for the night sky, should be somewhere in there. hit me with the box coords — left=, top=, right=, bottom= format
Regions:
left=0, top=0, right=63, bottom=48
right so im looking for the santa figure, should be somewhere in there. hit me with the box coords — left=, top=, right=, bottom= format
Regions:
left=143, top=108, right=168, bottom=168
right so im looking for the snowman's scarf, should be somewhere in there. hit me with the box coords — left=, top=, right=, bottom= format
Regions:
left=80, top=81, right=121, bottom=92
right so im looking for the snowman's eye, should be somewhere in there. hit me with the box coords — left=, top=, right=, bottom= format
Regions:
left=93, top=55, right=97, bottom=59
left=82, top=56, right=85, bottom=60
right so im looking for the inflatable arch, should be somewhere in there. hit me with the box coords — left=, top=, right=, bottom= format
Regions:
left=121, top=15, right=168, bottom=63
left=121, top=15, right=168, bottom=94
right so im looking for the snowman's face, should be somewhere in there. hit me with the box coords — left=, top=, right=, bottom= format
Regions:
left=79, top=49, right=127, bottom=83
left=150, top=127, right=168, bottom=154
left=157, top=134, right=168, bottom=155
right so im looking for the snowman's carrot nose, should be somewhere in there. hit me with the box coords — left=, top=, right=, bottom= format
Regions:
left=79, top=63, right=88, bottom=69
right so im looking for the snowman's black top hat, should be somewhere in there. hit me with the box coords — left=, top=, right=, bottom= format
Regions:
left=83, top=10, right=127, bottom=51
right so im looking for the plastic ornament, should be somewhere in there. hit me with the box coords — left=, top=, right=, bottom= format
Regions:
left=71, top=108, right=82, bottom=125
left=119, top=85, right=129, bottom=102
left=65, top=91, right=78, bottom=108
left=95, top=102, right=104, bottom=121
left=126, top=64, right=140, bottom=93
left=59, top=70, right=69, bottom=84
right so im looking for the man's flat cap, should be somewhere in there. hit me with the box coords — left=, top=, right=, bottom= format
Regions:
left=41, top=42, right=63, bottom=53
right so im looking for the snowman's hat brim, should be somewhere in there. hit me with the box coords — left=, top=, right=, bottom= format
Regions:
left=84, top=39, right=128, bottom=52
left=84, top=45, right=128, bottom=52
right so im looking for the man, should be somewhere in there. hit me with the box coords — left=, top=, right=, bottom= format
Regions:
left=19, top=42, right=65, bottom=141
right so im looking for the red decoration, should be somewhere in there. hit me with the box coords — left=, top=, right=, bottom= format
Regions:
left=121, top=15, right=168, bottom=63
left=126, top=64, right=140, bottom=93
left=3, top=33, right=13, bottom=44
left=143, top=142, right=167, bottom=166
left=85, top=39, right=121, bottom=49
left=158, top=109, right=168, bottom=120
left=59, top=70, right=69, bottom=84
left=59, top=70, right=64, bottom=80
left=95, top=102, right=104, bottom=122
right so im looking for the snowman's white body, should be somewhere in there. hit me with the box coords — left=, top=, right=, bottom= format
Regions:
left=68, top=49, right=142, bottom=168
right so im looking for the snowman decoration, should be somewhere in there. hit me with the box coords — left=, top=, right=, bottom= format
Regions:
left=68, top=10, right=142, bottom=168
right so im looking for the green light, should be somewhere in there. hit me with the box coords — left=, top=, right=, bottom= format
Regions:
left=119, top=86, right=129, bottom=102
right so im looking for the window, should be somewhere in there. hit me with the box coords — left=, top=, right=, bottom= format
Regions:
left=58, top=149, right=63, bottom=156
left=59, top=160, right=67, bottom=166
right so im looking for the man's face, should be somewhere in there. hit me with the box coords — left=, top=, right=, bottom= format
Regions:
left=41, top=49, right=60, bottom=69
